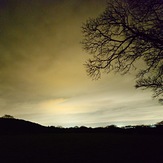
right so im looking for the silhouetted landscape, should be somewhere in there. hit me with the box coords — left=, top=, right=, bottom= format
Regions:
left=0, top=0, right=163, bottom=162
left=0, top=117, right=163, bottom=163
left=1, top=117, right=163, bottom=135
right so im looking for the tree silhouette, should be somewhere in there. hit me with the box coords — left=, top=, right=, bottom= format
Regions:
left=82, top=0, right=163, bottom=98
left=1, top=114, right=15, bottom=119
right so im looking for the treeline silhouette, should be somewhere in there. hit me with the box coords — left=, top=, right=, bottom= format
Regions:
left=1, top=117, right=163, bottom=135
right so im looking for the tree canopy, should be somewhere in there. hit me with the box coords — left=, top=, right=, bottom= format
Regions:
left=1, top=114, right=15, bottom=119
left=82, top=0, right=163, bottom=98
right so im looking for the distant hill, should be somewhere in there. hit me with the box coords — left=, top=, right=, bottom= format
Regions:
left=0, top=118, right=46, bottom=134
left=1, top=117, right=163, bottom=135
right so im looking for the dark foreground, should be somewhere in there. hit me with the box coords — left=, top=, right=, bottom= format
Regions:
left=0, top=132, right=163, bottom=163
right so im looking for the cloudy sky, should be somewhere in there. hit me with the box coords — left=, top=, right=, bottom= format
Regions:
left=0, top=0, right=162, bottom=127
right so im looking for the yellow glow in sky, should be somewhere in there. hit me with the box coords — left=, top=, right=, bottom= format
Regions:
left=0, top=0, right=162, bottom=127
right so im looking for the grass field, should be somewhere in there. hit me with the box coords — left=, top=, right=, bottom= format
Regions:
left=0, top=132, right=163, bottom=163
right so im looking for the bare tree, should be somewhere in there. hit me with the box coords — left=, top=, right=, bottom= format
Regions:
left=82, top=0, right=163, bottom=98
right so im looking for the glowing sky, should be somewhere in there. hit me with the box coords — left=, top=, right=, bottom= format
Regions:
left=0, top=0, right=162, bottom=127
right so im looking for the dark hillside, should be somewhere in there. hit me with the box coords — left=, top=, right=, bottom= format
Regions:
left=0, top=118, right=46, bottom=134
left=0, top=118, right=163, bottom=162
left=1, top=117, right=163, bottom=135
left=0, top=132, right=163, bottom=163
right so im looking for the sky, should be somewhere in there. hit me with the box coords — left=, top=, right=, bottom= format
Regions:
left=0, top=0, right=162, bottom=127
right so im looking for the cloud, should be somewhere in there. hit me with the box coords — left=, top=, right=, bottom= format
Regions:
left=0, top=0, right=162, bottom=127
left=0, top=0, right=107, bottom=104
left=38, top=98, right=67, bottom=113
